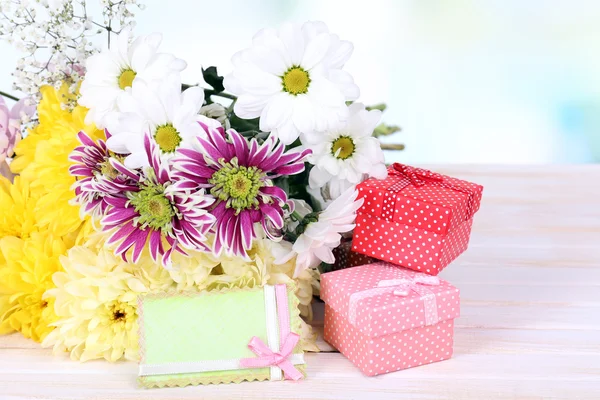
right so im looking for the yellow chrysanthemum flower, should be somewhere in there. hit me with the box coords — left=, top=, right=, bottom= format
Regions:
left=10, top=85, right=104, bottom=238
left=0, top=85, right=103, bottom=343
left=0, top=232, right=66, bottom=342
left=43, top=246, right=176, bottom=362
left=0, top=175, right=41, bottom=239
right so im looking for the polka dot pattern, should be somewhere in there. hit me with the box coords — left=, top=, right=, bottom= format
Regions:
left=352, top=215, right=474, bottom=275
left=324, top=305, right=455, bottom=376
left=352, top=165, right=483, bottom=275
left=320, top=263, right=460, bottom=339
left=331, top=240, right=375, bottom=271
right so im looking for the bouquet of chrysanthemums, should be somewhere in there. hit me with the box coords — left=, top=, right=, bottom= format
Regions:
left=0, top=0, right=402, bottom=363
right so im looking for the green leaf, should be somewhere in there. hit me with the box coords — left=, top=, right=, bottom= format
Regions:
left=366, top=103, right=387, bottom=112
left=228, top=113, right=260, bottom=132
left=373, top=123, right=402, bottom=137
left=275, top=165, right=322, bottom=213
left=318, top=262, right=334, bottom=273
left=202, top=66, right=225, bottom=93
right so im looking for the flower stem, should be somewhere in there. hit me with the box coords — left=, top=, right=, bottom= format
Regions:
left=290, top=211, right=303, bottom=221
left=226, top=98, right=237, bottom=115
left=206, top=90, right=237, bottom=101
left=0, top=90, right=19, bottom=102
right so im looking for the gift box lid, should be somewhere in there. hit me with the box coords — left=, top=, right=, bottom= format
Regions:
left=321, top=262, right=460, bottom=338
left=357, top=163, right=483, bottom=235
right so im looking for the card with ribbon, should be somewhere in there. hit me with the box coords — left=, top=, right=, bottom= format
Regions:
left=321, top=262, right=460, bottom=376
left=137, top=284, right=305, bottom=388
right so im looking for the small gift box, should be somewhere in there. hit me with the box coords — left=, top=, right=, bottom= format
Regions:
left=321, top=262, right=460, bottom=377
left=352, top=163, right=483, bottom=275
left=331, top=240, right=374, bottom=271
left=137, top=284, right=305, bottom=388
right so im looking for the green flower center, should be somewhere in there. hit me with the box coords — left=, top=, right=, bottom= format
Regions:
left=154, top=124, right=182, bottom=153
left=128, top=181, right=175, bottom=232
left=118, top=69, right=137, bottom=90
left=99, top=159, right=119, bottom=179
left=331, top=136, right=355, bottom=160
left=209, top=157, right=264, bottom=214
left=281, top=66, right=311, bottom=95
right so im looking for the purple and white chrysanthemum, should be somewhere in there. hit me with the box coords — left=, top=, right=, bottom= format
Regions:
left=69, top=131, right=133, bottom=219
left=173, top=123, right=311, bottom=258
left=101, top=134, right=216, bottom=268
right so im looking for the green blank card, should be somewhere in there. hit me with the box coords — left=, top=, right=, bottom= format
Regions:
left=137, top=285, right=304, bottom=388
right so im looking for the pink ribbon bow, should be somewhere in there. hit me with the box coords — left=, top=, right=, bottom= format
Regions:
left=239, top=333, right=303, bottom=381
left=377, top=274, right=441, bottom=295
left=348, top=272, right=441, bottom=326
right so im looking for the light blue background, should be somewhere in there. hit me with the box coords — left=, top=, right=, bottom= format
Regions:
left=1, top=0, right=598, bottom=163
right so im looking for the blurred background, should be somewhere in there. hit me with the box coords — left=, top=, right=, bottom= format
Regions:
left=2, top=0, right=599, bottom=164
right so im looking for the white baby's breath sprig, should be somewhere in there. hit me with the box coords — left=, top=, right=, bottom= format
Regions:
left=0, top=0, right=145, bottom=107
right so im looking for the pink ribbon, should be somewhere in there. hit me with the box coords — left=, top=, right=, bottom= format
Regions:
left=348, top=271, right=441, bottom=327
left=239, top=333, right=302, bottom=381
left=239, top=284, right=303, bottom=381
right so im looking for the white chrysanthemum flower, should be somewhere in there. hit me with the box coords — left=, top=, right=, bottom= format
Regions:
left=308, top=103, right=388, bottom=198
left=78, top=28, right=187, bottom=128
left=277, top=188, right=363, bottom=278
left=224, top=21, right=359, bottom=145
left=104, top=74, right=218, bottom=168
left=200, top=103, right=231, bottom=129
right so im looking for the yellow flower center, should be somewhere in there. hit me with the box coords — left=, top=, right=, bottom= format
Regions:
left=331, top=136, right=355, bottom=160
left=282, top=66, right=310, bottom=95
left=107, top=301, right=134, bottom=324
left=154, top=124, right=182, bottom=153
left=118, top=69, right=137, bottom=90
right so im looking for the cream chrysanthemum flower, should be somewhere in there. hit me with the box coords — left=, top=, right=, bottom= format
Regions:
left=43, top=246, right=175, bottom=362
left=224, top=21, right=359, bottom=145
left=168, top=248, right=220, bottom=291
left=79, top=29, right=187, bottom=128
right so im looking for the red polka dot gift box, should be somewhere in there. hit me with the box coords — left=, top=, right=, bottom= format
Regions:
left=352, top=163, right=483, bottom=275
left=320, top=262, right=460, bottom=377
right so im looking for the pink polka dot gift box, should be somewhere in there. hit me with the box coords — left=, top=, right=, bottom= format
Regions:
left=352, top=163, right=483, bottom=275
left=320, top=262, right=460, bottom=377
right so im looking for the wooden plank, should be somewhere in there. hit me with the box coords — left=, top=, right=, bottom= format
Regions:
left=454, top=328, right=600, bottom=355
left=452, top=246, right=600, bottom=269
left=0, top=351, right=599, bottom=400
left=457, top=304, right=600, bottom=330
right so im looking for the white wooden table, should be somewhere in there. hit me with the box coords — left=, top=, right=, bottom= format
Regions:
left=1, top=165, right=599, bottom=399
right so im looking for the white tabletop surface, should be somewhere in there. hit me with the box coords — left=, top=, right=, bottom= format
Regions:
left=1, top=165, right=599, bottom=400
